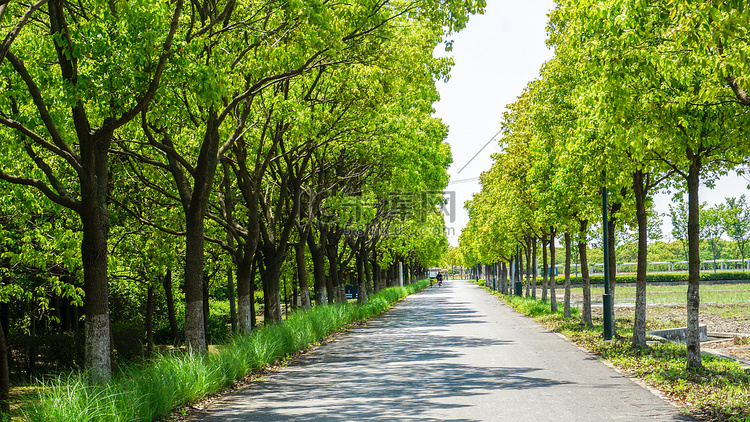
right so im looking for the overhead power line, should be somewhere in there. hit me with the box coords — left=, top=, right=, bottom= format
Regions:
left=456, top=128, right=502, bottom=175
left=448, top=177, right=480, bottom=185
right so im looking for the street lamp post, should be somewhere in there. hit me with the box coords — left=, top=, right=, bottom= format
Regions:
left=602, top=171, right=614, bottom=340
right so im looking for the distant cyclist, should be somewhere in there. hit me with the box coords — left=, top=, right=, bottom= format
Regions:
left=436, top=272, right=443, bottom=287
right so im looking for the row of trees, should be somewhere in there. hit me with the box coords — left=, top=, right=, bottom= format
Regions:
left=444, top=237, right=749, bottom=278
left=459, top=0, right=750, bottom=371
left=670, top=195, right=750, bottom=268
left=0, top=0, right=485, bottom=391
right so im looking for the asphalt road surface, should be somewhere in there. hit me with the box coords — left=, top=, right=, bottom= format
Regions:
left=192, top=279, right=694, bottom=421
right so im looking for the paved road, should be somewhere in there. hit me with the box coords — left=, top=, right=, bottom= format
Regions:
left=193, top=279, right=694, bottom=421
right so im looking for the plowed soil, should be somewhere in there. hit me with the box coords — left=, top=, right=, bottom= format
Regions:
left=590, top=304, right=750, bottom=363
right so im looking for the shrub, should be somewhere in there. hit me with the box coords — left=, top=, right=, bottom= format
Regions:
left=111, top=322, right=145, bottom=363
left=562, top=272, right=750, bottom=285
left=153, top=300, right=231, bottom=345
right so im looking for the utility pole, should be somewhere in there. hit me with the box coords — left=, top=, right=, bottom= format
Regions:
left=602, top=170, right=614, bottom=340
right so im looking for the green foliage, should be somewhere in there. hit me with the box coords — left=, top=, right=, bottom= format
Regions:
left=152, top=299, right=231, bottom=346
left=722, top=195, right=750, bottom=263
left=1, top=0, right=485, bottom=379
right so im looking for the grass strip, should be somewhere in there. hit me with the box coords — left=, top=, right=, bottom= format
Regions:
left=472, top=281, right=750, bottom=422
left=22, top=280, right=429, bottom=422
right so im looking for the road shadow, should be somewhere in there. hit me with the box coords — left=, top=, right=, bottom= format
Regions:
left=194, top=281, right=695, bottom=422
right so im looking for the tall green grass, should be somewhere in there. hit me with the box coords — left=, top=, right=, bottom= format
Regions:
left=24, top=280, right=428, bottom=422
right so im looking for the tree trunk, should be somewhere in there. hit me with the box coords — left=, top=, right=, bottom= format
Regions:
left=284, top=280, right=289, bottom=317
left=326, top=275, right=335, bottom=302
left=365, top=257, right=373, bottom=296
left=356, top=242, right=369, bottom=303
left=541, top=235, right=548, bottom=302
left=579, top=220, right=592, bottom=326
left=183, top=110, right=223, bottom=354
left=326, top=232, right=347, bottom=303
left=184, top=205, right=208, bottom=353
left=532, top=237, right=538, bottom=299
left=80, top=158, right=112, bottom=382
left=294, top=241, right=312, bottom=309
left=79, top=142, right=113, bottom=381
left=524, top=243, right=531, bottom=297
left=46, top=0, right=114, bottom=382
left=686, top=154, right=702, bottom=369
left=632, top=170, right=649, bottom=349
left=221, top=162, right=238, bottom=334
left=250, top=260, right=258, bottom=329
left=518, top=252, right=524, bottom=295
left=337, top=270, right=346, bottom=303
left=326, top=234, right=340, bottom=302
left=260, top=249, right=284, bottom=323
left=327, top=249, right=339, bottom=304
left=262, top=269, right=283, bottom=324
left=564, top=232, right=572, bottom=318
left=227, top=268, right=237, bottom=333
left=500, top=261, right=507, bottom=294
left=308, top=232, right=328, bottom=306
left=373, top=259, right=383, bottom=292
left=162, top=269, right=180, bottom=346
left=202, top=274, right=210, bottom=345
left=292, top=276, right=297, bottom=311
left=550, top=229, right=557, bottom=313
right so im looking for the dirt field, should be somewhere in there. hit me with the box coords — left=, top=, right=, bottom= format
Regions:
left=589, top=303, right=750, bottom=363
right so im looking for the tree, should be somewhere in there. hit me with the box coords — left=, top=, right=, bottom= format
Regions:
left=670, top=201, right=693, bottom=261
left=0, top=0, right=182, bottom=381
left=702, top=204, right=725, bottom=273
left=723, top=195, right=750, bottom=267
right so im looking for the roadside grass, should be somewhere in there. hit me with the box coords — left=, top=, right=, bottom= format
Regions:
left=18, top=280, right=428, bottom=422
left=473, top=282, right=750, bottom=421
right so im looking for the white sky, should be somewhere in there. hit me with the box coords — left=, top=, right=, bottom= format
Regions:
left=432, top=1, right=750, bottom=247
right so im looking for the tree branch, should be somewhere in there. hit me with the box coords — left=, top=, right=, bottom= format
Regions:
left=93, top=0, right=184, bottom=136
left=23, top=142, right=72, bottom=199
left=0, top=0, right=50, bottom=63
left=726, top=75, right=750, bottom=106
left=4, top=53, right=82, bottom=172
left=0, top=170, right=81, bottom=212
left=110, top=195, right=186, bottom=237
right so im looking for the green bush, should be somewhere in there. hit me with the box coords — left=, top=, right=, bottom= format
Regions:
left=111, top=322, right=145, bottom=363
left=153, top=299, right=231, bottom=345
left=562, top=272, right=750, bottom=285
